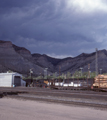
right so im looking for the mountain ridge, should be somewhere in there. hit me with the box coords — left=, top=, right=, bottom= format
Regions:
left=0, top=40, right=107, bottom=75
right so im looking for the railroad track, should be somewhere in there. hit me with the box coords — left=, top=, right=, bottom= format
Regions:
left=0, top=87, right=107, bottom=95
left=0, top=87, right=107, bottom=109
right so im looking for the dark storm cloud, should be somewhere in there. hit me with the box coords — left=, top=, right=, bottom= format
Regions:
left=0, top=0, right=107, bottom=58
left=0, top=0, right=31, bottom=8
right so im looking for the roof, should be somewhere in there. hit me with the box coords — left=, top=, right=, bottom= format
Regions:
left=0, top=72, right=22, bottom=76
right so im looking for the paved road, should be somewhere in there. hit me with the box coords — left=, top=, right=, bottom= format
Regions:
left=0, top=98, right=107, bottom=120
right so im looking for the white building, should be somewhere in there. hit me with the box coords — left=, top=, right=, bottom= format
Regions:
left=0, top=72, right=26, bottom=87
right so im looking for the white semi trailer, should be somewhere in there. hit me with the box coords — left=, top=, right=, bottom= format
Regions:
left=0, top=72, right=26, bottom=87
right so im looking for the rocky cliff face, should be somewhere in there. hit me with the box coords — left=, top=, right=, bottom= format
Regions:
left=0, top=40, right=44, bottom=75
left=13, top=44, right=32, bottom=61
left=0, top=40, right=107, bottom=75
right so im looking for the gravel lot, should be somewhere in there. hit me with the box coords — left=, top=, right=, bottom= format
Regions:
left=0, top=97, right=107, bottom=120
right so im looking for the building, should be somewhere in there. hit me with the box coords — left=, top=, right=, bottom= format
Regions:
left=0, top=72, right=26, bottom=87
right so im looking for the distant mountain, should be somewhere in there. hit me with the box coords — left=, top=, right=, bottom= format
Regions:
left=55, top=49, right=107, bottom=74
left=0, top=40, right=107, bottom=75
left=32, top=54, right=62, bottom=72
left=0, top=40, right=43, bottom=75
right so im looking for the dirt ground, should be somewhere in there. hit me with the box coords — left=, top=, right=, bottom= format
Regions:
left=0, top=97, right=107, bottom=120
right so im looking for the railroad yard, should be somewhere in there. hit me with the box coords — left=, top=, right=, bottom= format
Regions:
left=0, top=87, right=107, bottom=109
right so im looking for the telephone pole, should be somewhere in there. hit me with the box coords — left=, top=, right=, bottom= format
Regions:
left=88, top=64, right=90, bottom=78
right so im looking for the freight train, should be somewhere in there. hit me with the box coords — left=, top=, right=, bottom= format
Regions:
left=47, top=75, right=107, bottom=91
left=46, top=78, right=94, bottom=90
left=24, top=75, right=107, bottom=91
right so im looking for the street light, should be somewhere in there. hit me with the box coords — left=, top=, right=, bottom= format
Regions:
left=30, top=68, right=33, bottom=78
left=80, top=68, right=83, bottom=76
left=30, top=68, right=33, bottom=86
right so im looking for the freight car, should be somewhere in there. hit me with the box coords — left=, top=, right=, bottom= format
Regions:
left=93, top=75, right=107, bottom=90
left=47, top=79, right=94, bottom=90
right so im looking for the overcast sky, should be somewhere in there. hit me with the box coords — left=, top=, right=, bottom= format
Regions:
left=0, top=0, right=107, bottom=58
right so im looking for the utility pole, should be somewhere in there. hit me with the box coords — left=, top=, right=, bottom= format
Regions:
left=45, top=68, right=48, bottom=79
left=88, top=64, right=90, bottom=78
left=59, top=66, right=61, bottom=76
left=100, top=69, right=102, bottom=74
left=96, top=48, right=98, bottom=76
